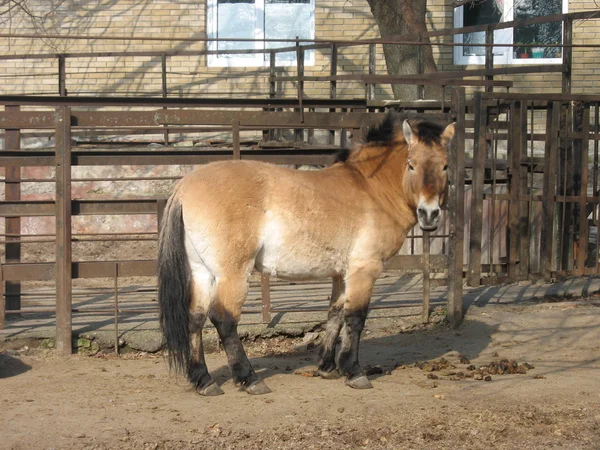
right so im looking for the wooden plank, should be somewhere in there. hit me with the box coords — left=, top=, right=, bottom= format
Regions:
left=467, top=92, right=486, bottom=286
left=261, top=274, right=271, bottom=323
left=507, top=101, right=521, bottom=282
left=518, top=101, right=530, bottom=279
left=577, top=104, right=590, bottom=273
left=5, top=105, right=21, bottom=311
left=447, top=88, right=466, bottom=327
left=421, top=231, right=430, bottom=323
left=541, top=102, right=559, bottom=281
left=55, top=106, right=73, bottom=356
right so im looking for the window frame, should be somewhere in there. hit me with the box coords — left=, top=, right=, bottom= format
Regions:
left=207, top=0, right=316, bottom=68
left=453, top=0, right=568, bottom=66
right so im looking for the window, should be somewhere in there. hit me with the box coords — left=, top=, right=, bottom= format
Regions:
left=454, top=0, right=567, bottom=65
left=207, top=0, right=315, bottom=67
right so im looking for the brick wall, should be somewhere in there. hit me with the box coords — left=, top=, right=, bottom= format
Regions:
left=1, top=0, right=597, bottom=99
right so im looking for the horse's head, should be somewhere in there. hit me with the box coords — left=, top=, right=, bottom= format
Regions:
left=402, top=119, right=455, bottom=232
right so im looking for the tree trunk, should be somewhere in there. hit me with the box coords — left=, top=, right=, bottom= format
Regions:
left=366, top=0, right=442, bottom=100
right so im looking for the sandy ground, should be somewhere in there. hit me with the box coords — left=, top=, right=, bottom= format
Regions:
left=2, top=298, right=600, bottom=450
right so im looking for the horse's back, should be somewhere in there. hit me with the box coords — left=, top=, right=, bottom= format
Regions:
left=177, top=160, right=362, bottom=279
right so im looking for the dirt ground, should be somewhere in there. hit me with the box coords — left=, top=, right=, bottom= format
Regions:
left=2, top=298, right=600, bottom=450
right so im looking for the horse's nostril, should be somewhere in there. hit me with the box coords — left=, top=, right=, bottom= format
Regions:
left=417, top=207, right=426, bottom=218
left=430, top=209, right=440, bottom=221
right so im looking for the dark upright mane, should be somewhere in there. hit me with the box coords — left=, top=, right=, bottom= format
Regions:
left=366, top=111, right=446, bottom=146
left=330, top=111, right=446, bottom=165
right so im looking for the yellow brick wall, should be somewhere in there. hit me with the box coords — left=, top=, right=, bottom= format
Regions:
left=0, top=0, right=597, bottom=99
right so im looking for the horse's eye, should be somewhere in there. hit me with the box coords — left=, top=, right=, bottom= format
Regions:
left=408, top=164, right=415, bottom=172
left=443, top=164, right=448, bottom=172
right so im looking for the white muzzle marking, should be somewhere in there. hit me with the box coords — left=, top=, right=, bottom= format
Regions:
left=417, top=196, right=441, bottom=231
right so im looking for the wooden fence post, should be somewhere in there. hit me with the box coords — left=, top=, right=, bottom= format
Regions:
left=55, top=106, right=73, bottom=355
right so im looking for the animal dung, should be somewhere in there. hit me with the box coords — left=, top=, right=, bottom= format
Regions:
left=417, top=358, right=535, bottom=382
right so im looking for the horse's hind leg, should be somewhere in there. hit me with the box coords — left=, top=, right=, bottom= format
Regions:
left=336, top=261, right=382, bottom=389
left=317, top=276, right=345, bottom=379
left=209, top=275, right=271, bottom=395
left=189, top=278, right=223, bottom=396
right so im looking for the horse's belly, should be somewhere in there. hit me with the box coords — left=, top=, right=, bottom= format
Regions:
left=255, top=217, right=345, bottom=280
left=255, top=249, right=341, bottom=280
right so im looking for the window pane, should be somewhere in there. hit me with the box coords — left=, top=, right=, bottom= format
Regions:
left=217, top=0, right=257, bottom=58
left=462, top=0, right=502, bottom=56
left=514, top=0, right=562, bottom=58
left=265, top=0, right=313, bottom=63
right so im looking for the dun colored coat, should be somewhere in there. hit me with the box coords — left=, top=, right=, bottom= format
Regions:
left=158, top=112, right=455, bottom=395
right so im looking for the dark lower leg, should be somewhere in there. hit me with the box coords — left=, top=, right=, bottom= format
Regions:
left=318, top=306, right=343, bottom=376
left=209, top=310, right=257, bottom=387
left=188, top=312, right=220, bottom=393
left=336, top=307, right=368, bottom=380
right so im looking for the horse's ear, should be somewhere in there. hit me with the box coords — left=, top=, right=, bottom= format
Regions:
left=402, top=120, right=414, bottom=146
left=441, top=122, right=456, bottom=146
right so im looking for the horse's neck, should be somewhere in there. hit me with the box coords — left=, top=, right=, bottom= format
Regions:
left=350, top=148, right=417, bottom=224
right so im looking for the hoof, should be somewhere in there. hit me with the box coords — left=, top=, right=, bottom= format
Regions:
left=244, top=379, right=272, bottom=395
left=197, top=382, right=225, bottom=396
left=317, top=369, right=341, bottom=380
left=345, top=375, right=373, bottom=390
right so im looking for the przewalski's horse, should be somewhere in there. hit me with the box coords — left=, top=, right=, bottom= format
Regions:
left=158, top=112, right=455, bottom=396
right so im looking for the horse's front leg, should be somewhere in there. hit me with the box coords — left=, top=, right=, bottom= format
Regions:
left=317, top=275, right=345, bottom=379
left=336, top=260, right=382, bottom=389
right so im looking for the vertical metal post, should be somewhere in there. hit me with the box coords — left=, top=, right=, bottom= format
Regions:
left=507, top=101, right=521, bottom=282
left=5, top=105, right=21, bottom=312
left=518, top=102, right=529, bottom=279
left=161, top=53, right=169, bottom=146
left=541, top=102, right=559, bottom=281
left=484, top=25, right=494, bottom=93
left=232, top=119, right=241, bottom=160
left=261, top=274, right=271, bottom=323
left=367, top=43, right=376, bottom=103
left=468, top=92, right=486, bottom=286
left=416, top=35, right=425, bottom=100
left=295, top=39, right=305, bottom=142
left=114, top=263, right=119, bottom=356
left=55, top=106, right=73, bottom=355
left=329, top=44, right=337, bottom=145
left=0, top=266, right=4, bottom=330
left=421, top=231, right=430, bottom=323
left=447, top=88, right=466, bottom=327
left=58, top=55, right=67, bottom=96
left=577, top=104, right=590, bottom=273
left=562, top=17, right=572, bottom=95
left=268, top=51, right=277, bottom=141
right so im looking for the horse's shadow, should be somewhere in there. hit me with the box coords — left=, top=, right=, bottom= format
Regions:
left=206, top=318, right=497, bottom=385
left=0, top=353, right=32, bottom=379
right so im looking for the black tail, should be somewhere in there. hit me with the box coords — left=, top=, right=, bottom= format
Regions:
left=158, top=190, right=191, bottom=374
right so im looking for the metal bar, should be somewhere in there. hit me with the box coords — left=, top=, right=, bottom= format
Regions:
left=114, top=263, right=119, bottom=356
left=484, top=25, right=494, bottom=93
left=595, top=103, right=600, bottom=276
left=421, top=231, right=430, bottom=323
left=5, top=105, right=21, bottom=312
left=55, top=106, right=73, bottom=355
left=467, top=92, right=485, bottom=286
left=0, top=265, right=4, bottom=330
left=562, top=17, right=573, bottom=95
left=518, top=101, right=529, bottom=279
left=232, top=119, right=241, bottom=160
left=161, top=53, right=169, bottom=146
left=447, top=88, right=466, bottom=327
left=507, top=101, right=521, bottom=282
left=368, top=44, right=376, bottom=102
left=58, top=55, right=67, bottom=96
left=577, top=104, right=590, bottom=273
left=417, top=35, right=425, bottom=100
left=261, top=273, right=271, bottom=323
left=329, top=43, right=337, bottom=145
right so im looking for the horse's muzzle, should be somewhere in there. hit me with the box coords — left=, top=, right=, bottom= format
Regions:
left=417, top=206, right=441, bottom=231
